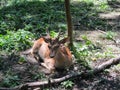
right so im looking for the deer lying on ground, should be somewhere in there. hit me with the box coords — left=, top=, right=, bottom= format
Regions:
left=22, top=30, right=51, bottom=60
left=22, top=32, right=55, bottom=72
left=47, top=36, right=72, bottom=70
left=22, top=31, right=73, bottom=73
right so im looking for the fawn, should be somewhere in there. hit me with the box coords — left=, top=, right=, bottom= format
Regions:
left=40, top=35, right=73, bottom=73
left=22, top=30, right=56, bottom=72
left=47, top=36, right=73, bottom=70
left=23, top=30, right=72, bottom=73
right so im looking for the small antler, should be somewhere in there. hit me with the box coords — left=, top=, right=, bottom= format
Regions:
left=43, top=27, right=51, bottom=43
left=56, top=28, right=63, bottom=40
left=46, top=27, right=50, bottom=38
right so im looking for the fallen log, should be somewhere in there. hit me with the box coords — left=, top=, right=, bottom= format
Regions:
left=1, top=55, right=120, bottom=90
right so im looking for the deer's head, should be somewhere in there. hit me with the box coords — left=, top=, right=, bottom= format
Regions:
left=42, top=28, right=69, bottom=58
left=48, top=30, right=69, bottom=58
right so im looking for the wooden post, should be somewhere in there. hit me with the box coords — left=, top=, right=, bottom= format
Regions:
left=65, top=0, right=73, bottom=47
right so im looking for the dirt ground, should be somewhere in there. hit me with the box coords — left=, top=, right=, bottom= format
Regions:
left=71, top=5, right=120, bottom=89
left=73, top=30, right=120, bottom=90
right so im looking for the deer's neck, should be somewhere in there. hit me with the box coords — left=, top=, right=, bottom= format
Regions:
left=54, top=46, right=70, bottom=69
left=55, top=47, right=64, bottom=58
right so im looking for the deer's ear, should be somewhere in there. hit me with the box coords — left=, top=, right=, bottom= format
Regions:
left=59, top=37, right=69, bottom=44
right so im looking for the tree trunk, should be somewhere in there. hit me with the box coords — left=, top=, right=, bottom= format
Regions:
left=65, top=0, right=73, bottom=47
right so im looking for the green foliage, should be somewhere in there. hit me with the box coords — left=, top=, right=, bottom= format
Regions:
left=106, top=64, right=120, bottom=73
left=0, top=70, right=20, bottom=87
left=0, top=0, right=65, bottom=34
left=18, top=56, right=26, bottom=64
left=32, top=73, right=46, bottom=80
left=0, top=0, right=112, bottom=35
left=1, top=75, right=20, bottom=87
left=61, top=80, right=74, bottom=89
left=94, top=50, right=114, bottom=59
left=81, top=35, right=93, bottom=46
left=50, top=30, right=58, bottom=38
left=112, top=64, right=120, bottom=73
left=71, top=0, right=111, bottom=30
left=50, top=30, right=66, bottom=38
left=73, top=35, right=96, bottom=61
left=100, top=31, right=116, bottom=40
left=76, top=0, right=109, bottom=11
left=0, top=29, right=34, bottom=52
left=73, top=34, right=114, bottom=65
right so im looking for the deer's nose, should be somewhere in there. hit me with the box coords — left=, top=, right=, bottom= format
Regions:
left=50, top=53, right=54, bottom=58
left=50, top=54, right=54, bottom=58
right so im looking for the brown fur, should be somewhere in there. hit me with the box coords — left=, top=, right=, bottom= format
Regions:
left=31, top=37, right=55, bottom=73
left=26, top=35, right=72, bottom=74
left=48, top=37, right=73, bottom=70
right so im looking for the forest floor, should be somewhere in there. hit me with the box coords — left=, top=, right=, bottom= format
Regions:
left=0, top=0, right=120, bottom=90
left=1, top=19, right=120, bottom=90
left=71, top=4, right=120, bottom=89
left=71, top=5, right=120, bottom=89
left=73, top=30, right=120, bottom=90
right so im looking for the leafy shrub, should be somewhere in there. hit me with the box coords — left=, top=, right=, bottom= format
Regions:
left=61, top=80, right=74, bottom=89
left=0, top=29, right=35, bottom=52
left=32, top=73, right=46, bottom=80
left=71, top=0, right=111, bottom=30
left=0, top=0, right=66, bottom=34
left=100, top=31, right=116, bottom=40
left=0, top=72, right=20, bottom=87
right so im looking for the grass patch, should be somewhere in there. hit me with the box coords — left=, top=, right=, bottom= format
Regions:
left=0, top=29, right=34, bottom=52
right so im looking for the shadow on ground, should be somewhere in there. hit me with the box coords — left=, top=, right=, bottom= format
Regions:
left=72, top=73, right=120, bottom=90
left=0, top=0, right=65, bottom=34
left=108, top=0, right=120, bottom=9
left=0, top=0, right=120, bottom=35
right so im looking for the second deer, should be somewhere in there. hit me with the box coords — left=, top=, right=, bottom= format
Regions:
left=48, top=36, right=73, bottom=70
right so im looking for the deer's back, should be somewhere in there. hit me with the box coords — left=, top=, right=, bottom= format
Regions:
left=38, top=42, right=50, bottom=60
left=54, top=46, right=72, bottom=69
left=32, top=38, right=45, bottom=53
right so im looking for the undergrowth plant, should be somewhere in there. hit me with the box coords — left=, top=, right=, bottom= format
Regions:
left=73, top=35, right=97, bottom=61
left=0, top=29, right=35, bottom=52
left=71, top=0, right=111, bottom=30
left=72, top=34, right=114, bottom=67
left=0, top=70, right=20, bottom=87
left=61, top=80, right=74, bottom=89
left=1, top=75, right=20, bottom=87
left=32, top=73, right=46, bottom=80
left=100, top=31, right=117, bottom=40
left=0, top=0, right=66, bottom=35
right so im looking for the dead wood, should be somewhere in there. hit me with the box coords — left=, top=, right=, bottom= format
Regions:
left=1, top=55, right=120, bottom=90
